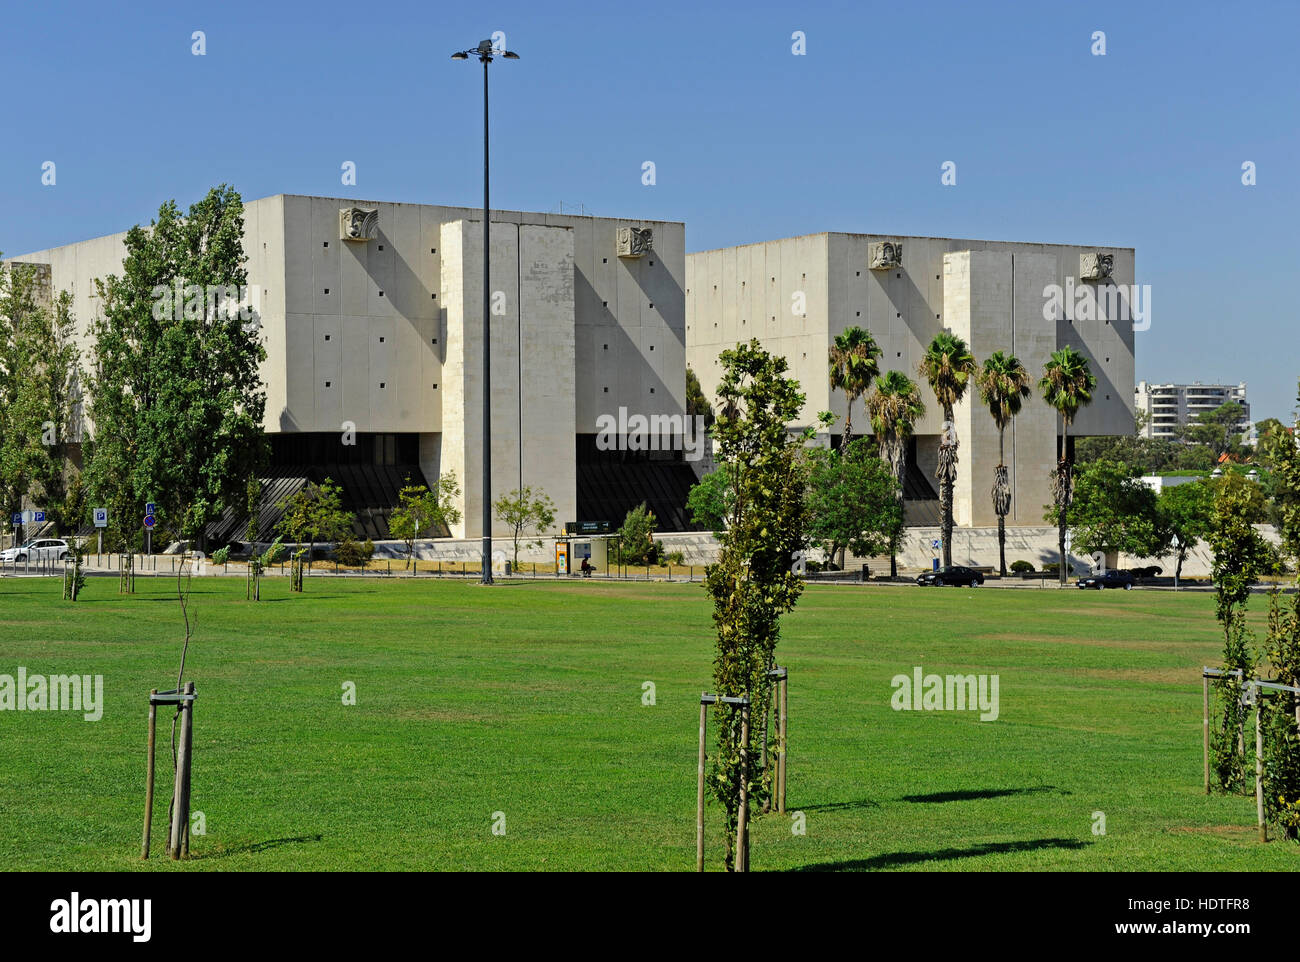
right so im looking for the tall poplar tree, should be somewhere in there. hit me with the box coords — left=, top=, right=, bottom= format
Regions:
left=84, top=187, right=267, bottom=550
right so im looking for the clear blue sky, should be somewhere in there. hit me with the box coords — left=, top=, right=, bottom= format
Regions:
left=4, top=0, right=1297, bottom=421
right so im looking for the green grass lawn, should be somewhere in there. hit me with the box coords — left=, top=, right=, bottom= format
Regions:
left=0, top=573, right=1293, bottom=871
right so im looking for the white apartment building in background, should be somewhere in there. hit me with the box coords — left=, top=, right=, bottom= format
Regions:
left=1134, top=381, right=1254, bottom=444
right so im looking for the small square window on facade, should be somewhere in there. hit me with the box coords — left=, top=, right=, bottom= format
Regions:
left=649, top=345, right=654, bottom=351
left=325, top=381, right=331, bottom=388
left=650, top=388, right=655, bottom=394
left=433, top=383, right=438, bottom=390
left=432, top=293, right=437, bottom=299
left=896, top=273, right=901, bottom=279
left=378, top=245, right=384, bottom=251
left=323, top=241, right=329, bottom=248
left=379, top=382, right=386, bottom=389
left=324, top=334, right=331, bottom=341
left=431, top=248, right=437, bottom=254
left=856, top=311, right=860, bottom=316
left=603, top=386, right=609, bottom=393
left=603, top=344, right=608, bottom=350
left=603, top=257, right=608, bottom=263
left=324, top=288, right=330, bottom=294
left=648, top=303, right=653, bottom=309
left=378, top=291, right=384, bottom=297
left=379, top=336, right=385, bottom=343
left=602, top=301, right=607, bottom=307
left=432, top=338, right=438, bottom=344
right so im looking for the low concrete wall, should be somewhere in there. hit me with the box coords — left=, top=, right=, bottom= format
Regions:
left=240, top=524, right=1282, bottom=577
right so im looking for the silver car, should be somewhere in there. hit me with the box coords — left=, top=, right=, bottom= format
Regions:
left=0, top=538, right=71, bottom=563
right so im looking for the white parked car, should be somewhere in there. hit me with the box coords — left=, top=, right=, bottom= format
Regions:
left=1, top=538, right=71, bottom=563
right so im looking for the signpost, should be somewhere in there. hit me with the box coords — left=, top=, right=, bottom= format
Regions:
left=930, top=538, right=940, bottom=572
left=93, top=507, right=108, bottom=561
left=1171, top=533, right=1180, bottom=590
left=144, top=512, right=156, bottom=556
left=1063, top=529, right=1073, bottom=584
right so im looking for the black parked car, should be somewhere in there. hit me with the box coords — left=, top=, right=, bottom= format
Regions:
left=915, top=565, right=985, bottom=587
left=1077, top=570, right=1135, bottom=590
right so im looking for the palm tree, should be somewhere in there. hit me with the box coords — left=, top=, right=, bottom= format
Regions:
left=976, top=352, right=1033, bottom=577
left=1039, top=347, right=1097, bottom=586
left=917, top=332, right=976, bottom=567
left=828, top=326, right=882, bottom=447
left=868, top=371, right=926, bottom=578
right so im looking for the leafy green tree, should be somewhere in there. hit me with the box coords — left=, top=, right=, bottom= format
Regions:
left=493, top=486, right=556, bottom=568
left=1157, top=480, right=1215, bottom=583
left=1206, top=472, right=1275, bottom=792
left=84, top=186, right=267, bottom=552
left=1177, top=401, right=1246, bottom=462
left=390, top=475, right=462, bottom=569
left=703, top=339, right=809, bottom=871
left=686, top=466, right=733, bottom=533
left=867, top=370, right=925, bottom=578
left=1255, top=418, right=1289, bottom=455
left=1052, top=460, right=1165, bottom=562
left=1259, top=409, right=1300, bottom=564
left=614, top=502, right=658, bottom=566
left=685, top=365, right=715, bottom=428
left=0, top=261, right=81, bottom=542
left=1260, top=589, right=1300, bottom=838
left=806, top=440, right=901, bottom=567
left=976, top=351, right=1033, bottom=575
left=1039, top=347, right=1096, bottom=585
left=276, top=478, right=354, bottom=580
left=918, top=332, right=976, bottom=567
left=828, top=326, right=881, bottom=445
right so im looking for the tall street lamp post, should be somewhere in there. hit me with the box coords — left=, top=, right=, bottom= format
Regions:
left=452, top=39, right=519, bottom=585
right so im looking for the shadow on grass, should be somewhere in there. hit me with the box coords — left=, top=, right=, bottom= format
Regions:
left=192, top=834, right=323, bottom=860
left=798, top=798, right=881, bottom=813
left=791, top=837, right=1089, bottom=871
left=900, top=786, right=1067, bottom=804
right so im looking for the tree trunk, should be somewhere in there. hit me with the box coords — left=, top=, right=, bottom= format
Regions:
left=884, top=435, right=905, bottom=581
left=1057, top=423, right=1071, bottom=586
left=993, top=430, right=1010, bottom=577
left=842, top=398, right=852, bottom=449
left=938, top=405, right=957, bottom=568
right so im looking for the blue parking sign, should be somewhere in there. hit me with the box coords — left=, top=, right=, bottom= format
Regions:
left=34, top=511, right=45, bottom=523
left=10, top=514, right=20, bottom=525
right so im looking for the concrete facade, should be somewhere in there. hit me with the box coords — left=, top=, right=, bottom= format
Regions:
left=10, top=194, right=686, bottom=538
left=686, top=233, right=1137, bottom=527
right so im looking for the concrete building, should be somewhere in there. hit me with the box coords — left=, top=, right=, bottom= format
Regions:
left=686, top=233, right=1137, bottom=527
left=1134, top=380, right=1253, bottom=444
left=9, top=195, right=694, bottom=539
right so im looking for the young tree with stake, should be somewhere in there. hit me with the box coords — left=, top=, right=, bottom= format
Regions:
left=703, top=339, right=809, bottom=871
